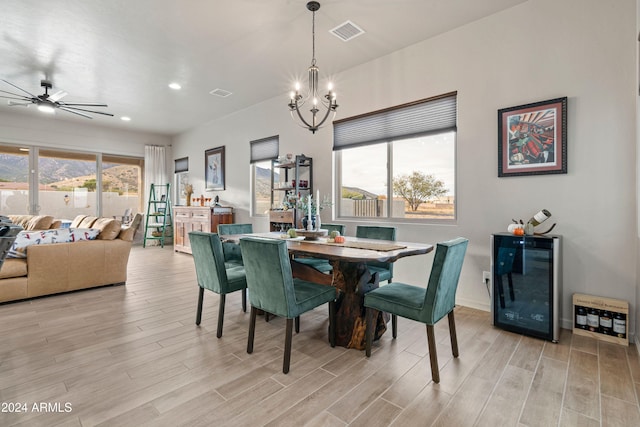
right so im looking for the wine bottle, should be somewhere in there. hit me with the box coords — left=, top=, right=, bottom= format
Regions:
left=527, top=209, right=552, bottom=227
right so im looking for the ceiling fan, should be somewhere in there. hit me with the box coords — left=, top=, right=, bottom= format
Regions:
left=0, top=79, right=114, bottom=119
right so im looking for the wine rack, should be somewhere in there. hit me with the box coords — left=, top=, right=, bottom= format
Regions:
left=573, top=293, right=628, bottom=346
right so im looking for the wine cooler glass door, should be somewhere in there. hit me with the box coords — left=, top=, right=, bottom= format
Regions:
left=492, top=234, right=559, bottom=342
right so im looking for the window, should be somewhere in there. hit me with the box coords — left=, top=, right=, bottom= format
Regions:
left=250, top=136, right=279, bottom=216
left=335, top=92, right=456, bottom=222
left=0, top=145, right=30, bottom=215
left=38, top=149, right=97, bottom=219
left=0, top=143, right=143, bottom=219
left=174, top=157, right=189, bottom=205
left=102, top=154, right=143, bottom=220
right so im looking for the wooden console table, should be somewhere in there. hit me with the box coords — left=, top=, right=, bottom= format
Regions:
left=173, top=206, right=233, bottom=254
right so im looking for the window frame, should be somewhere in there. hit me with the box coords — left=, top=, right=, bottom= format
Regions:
left=334, top=92, right=457, bottom=225
left=249, top=136, right=279, bottom=217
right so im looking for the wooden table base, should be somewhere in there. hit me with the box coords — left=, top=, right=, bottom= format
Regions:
left=291, top=259, right=388, bottom=350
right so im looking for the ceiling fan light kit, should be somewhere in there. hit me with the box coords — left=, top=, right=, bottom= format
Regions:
left=0, top=79, right=114, bottom=119
left=288, top=1, right=338, bottom=134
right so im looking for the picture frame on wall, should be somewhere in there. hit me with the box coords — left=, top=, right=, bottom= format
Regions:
left=498, top=97, right=567, bottom=177
left=205, top=146, right=225, bottom=191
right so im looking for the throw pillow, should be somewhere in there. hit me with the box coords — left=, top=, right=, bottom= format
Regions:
left=92, top=218, right=121, bottom=240
left=26, top=215, right=54, bottom=231
left=7, top=229, right=63, bottom=258
left=68, top=228, right=100, bottom=242
left=70, top=215, right=88, bottom=228
left=78, top=216, right=98, bottom=228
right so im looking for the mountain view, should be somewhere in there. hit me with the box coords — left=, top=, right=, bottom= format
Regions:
left=0, top=154, right=139, bottom=194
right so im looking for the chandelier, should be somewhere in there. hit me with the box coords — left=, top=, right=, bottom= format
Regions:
left=288, top=1, right=338, bottom=134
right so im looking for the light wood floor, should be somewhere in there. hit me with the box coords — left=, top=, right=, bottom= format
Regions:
left=1, top=246, right=640, bottom=427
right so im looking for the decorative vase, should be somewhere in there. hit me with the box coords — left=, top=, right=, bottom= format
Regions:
left=301, top=215, right=316, bottom=230
left=186, top=192, right=193, bottom=206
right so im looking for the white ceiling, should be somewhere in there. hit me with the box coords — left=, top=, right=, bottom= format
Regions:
left=0, top=0, right=526, bottom=136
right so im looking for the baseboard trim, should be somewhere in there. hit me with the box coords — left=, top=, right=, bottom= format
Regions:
left=456, top=297, right=490, bottom=313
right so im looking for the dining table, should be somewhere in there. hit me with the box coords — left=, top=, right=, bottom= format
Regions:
left=223, top=232, right=434, bottom=350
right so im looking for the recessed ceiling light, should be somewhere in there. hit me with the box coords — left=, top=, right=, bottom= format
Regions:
left=168, top=83, right=182, bottom=90
left=121, top=116, right=131, bottom=121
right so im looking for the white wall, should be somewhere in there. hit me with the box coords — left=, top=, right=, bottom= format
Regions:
left=0, top=110, right=170, bottom=157
left=173, top=0, right=638, bottom=334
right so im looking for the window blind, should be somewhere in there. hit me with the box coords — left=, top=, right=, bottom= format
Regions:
left=174, top=157, right=188, bottom=173
left=333, top=92, right=457, bottom=151
left=250, top=135, right=279, bottom=163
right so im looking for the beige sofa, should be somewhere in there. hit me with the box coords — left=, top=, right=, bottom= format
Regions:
left=0, top=214, right=141, bottom=303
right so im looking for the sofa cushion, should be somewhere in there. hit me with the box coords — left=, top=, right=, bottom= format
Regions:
left=49, top=219, right=62, bottom=229
left=70, top=215, right=88, bottom=228
left=93, top=218, right=121, bottom=240
left=0, top=259, right=27, bottom=279
left=6, top=228, right=100, bottom=258
left=78, top=216, right=98, bottom=228
left=26, top=215, right=54, bottom=231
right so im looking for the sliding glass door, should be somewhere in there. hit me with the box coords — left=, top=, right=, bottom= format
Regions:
left=38, top=149, right=97, bottom=220
left=0, top=145, right=30, bottom=214
left=0, top=143, right=143, bottom=220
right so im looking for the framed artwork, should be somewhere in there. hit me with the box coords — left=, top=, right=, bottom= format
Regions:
left=498, top=97, right=567, bottom=177
left=205, top=146, right=225, bottom=190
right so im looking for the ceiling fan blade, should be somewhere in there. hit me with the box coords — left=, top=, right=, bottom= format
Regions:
left=59, top=102, right=108, bottom=107
left=1, top=79, right=38, bottom=98
left=0, top=94, right=32, bottom=102
left=58, top=107, right=93, bottom=119
left=60, top=106, right=114, bottom=117
left=7, top=101, right=31, bottom=107
left=49, top=90, right=68, bottom=102
left=0, top=89, right=31, bottom=100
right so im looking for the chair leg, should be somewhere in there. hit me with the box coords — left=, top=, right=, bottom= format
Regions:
left=448, top=310, right=459, bottom=358
left=247, top=306, right=257, bottom=354
left=242, top=288, right=247, bottom=313
left=426, top=324, right=440, bottom=383
left=195, top=287, right=204, bottom=325
left=216, top=294, right=226, bottom=338
left=265, top=312, right=270, bottom=322
left=365, top=307, right=374, bottom=357
left=247, top=306, right=258, bottom=354
left=283, top=318, right=294, bottom=374
left=329, top=301, right=336, bottom=348
left=392, top=314, right=398, bottom=339
left=295, top=316, right=300, bottom=333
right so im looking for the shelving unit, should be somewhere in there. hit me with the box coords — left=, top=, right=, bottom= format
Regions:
left=143, top=183, right=173, bottom=248
left=269, top=154, right=312, bottom=231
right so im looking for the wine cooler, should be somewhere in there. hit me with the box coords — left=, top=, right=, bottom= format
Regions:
left=491, top=233, right=562, bottom=342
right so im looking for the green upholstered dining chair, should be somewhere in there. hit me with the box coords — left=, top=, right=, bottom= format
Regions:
left=364, top=237, right=468, bottom=383
left=356, top=225, right=396, bottom=283
left=189, top=231, right=247, bottom=338
left=239, top=236, right=336, bottom=374
left=294, top=223, right=346, bottom=273
left=218, top=223, right=253, bottom=265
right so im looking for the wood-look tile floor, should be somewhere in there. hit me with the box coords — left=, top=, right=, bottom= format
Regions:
left=1, top=246, right=640, bottom=427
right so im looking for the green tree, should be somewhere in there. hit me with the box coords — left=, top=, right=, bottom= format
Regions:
left=81, top=179, right=97, bottom=191
left=392, top=171, right=447, bottom=212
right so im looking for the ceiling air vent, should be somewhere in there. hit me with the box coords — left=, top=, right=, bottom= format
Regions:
left=209, top=88, right=232, bottom=98
left=330, top=20, right=365, bottom=42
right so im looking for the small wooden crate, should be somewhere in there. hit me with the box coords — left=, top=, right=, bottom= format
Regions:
left=573, top=293, right=628, bottom=346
